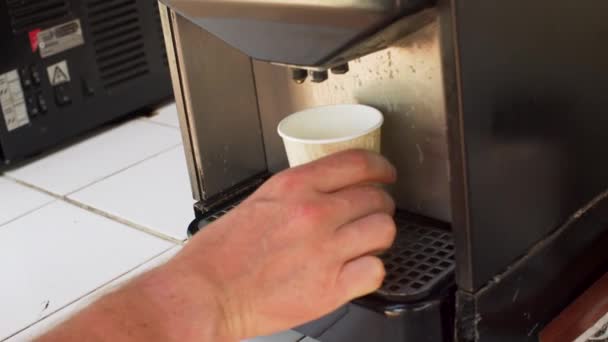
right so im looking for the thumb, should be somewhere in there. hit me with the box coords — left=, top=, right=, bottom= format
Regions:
left=337, top=256, right=386, bottom=301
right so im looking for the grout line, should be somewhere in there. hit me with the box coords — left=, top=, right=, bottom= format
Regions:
left=139, top=116, right=180, bottom=130
left=3, top=148, right=188, bottom=245
left=0, top=199, right=57, bottom=229
left=3, top=175, right=64, bottom=199
left=3, top=142, right=182, bottom=200
left=0, top=122, right=125, bottom=175
left=138, top=105, right=180, bottom=129
left=65, top=143, right=183, bottom=196
left=61, top=196, right=186, bottom=244
left=0, top=246, right=180, bottom=342
left=0, top=119, right=189, bottom=340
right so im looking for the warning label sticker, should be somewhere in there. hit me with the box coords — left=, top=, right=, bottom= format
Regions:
left=47, top=61, right=71, bottom=86
left=38, top=19, right=85, bottom=58
left=0, top=70, right=30, bottom=132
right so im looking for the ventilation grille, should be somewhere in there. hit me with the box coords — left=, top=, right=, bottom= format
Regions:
left=152, top=0, right=168, bottom=67
left=6, top=0, right=71, bottom=33
left=86, top=0, right=150, bottom=89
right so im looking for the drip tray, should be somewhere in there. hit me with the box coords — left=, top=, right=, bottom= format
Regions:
left=188, top=200, right=455, bottom=304
left=188, top=200, right=243, bottom=237
left=377, top=214, right=455, bottom=302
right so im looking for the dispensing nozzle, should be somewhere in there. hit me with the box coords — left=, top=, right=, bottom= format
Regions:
left=331, top=63, right=349, bottom=75
left=310, top=70, right=329, bottom=83
left=291, top=68, right=308, bottom=84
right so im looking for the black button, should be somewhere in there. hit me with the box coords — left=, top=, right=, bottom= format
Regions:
left=30, top=105, right=40, bottom=117
left=26, top=96, right=39, bottom=117
left=20, top=68, right=32, bottom=89
left=38, top=95, right=48, bottom=113
left=82, top=79, right=95, bottom=96
left=31, top=67, right=41, bottom=86
left=54, top=85, right=71, bottom=106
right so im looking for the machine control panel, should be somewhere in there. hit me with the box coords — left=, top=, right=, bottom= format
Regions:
left=19, top=64, right=50, bottom=118
left=0, top=0, right=173, bottom=164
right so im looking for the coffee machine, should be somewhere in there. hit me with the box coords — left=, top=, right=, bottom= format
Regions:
left=157, top=1, right=608, bottom=340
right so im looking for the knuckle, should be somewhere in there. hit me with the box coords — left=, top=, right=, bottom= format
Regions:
left=384, top=190, right=396, bottom=208
left=345, top=150, right=374, bottom=174
left=271, top=171, right=300, bottom=192
left=291, top=200, right=325, bottom=224
left=369, top=187, right=394, bottom=209
left=376, top=214, right=397, bottom=245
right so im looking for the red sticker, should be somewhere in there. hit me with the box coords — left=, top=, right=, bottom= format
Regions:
left=28, top=29, right=41, bottom=53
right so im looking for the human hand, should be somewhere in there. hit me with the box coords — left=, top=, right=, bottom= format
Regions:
left=171, top=149, right=397, bottom=340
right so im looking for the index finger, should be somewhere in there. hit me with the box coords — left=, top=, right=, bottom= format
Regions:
left=290, top=149, right=397, bottom=193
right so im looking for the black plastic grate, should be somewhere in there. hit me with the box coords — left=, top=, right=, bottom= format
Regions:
left=377, top=217, right=455, bottom=302
left=202, top=201, right=242, bottom=224
left=188, top=200, right=243, bottom=236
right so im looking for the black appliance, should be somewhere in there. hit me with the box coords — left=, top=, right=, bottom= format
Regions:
left=0, top=0, right=173, bottom=165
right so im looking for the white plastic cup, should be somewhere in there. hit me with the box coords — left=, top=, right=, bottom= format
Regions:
left=277, top=104, right=384, bottom=167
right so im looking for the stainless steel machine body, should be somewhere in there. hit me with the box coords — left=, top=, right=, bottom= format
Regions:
left=158, top=1, right=608, bottom=340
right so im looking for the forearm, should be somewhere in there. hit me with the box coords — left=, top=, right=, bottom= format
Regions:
left=37, top=260, right=234, bottom=342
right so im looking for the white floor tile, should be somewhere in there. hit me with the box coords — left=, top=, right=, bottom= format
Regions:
left=0, top=201, right=174, bottom=340
left=0, top=178, right=54, bottom=227
left=69, top=146, right=194, bottom=241
left=147, top=103, right=180, bottom=128
left=6, top=120, right=181, bottom=195
left=6, top=246, right=182, bottom=342
left=244, top=330, right=304, bottom=342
